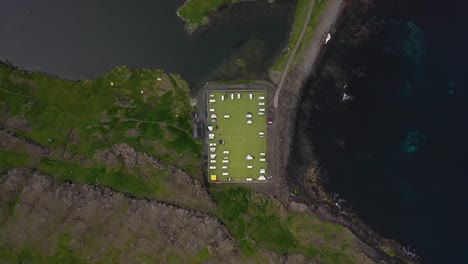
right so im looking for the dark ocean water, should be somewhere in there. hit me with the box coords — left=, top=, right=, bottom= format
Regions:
left=307, top=0, right=468, bottom=262
left=0, top=0, right=289, bottom=91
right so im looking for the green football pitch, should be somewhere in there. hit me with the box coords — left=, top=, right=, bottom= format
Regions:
left=206, top=90, right=267, bottom=183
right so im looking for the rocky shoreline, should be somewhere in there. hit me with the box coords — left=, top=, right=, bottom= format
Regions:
left=271, top=0, right=421, bottom=262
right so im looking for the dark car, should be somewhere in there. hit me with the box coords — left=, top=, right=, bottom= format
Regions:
left=192, top=111, right=199, bottom=121
left=267, top=110, right=274, bottom=125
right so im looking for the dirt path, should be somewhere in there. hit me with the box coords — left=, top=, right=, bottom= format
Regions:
left=273, top=0, right=316, bottom=108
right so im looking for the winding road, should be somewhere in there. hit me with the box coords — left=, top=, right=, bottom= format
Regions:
left=273, top=0, right=316, bottom=108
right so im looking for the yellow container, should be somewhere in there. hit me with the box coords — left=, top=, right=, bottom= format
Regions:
left=210, top=175, right=217, bottom=181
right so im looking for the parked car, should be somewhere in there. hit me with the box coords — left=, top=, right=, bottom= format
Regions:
left=192, top=111, right=199, bottom=121
left=267, top=110, right=274, bottom=125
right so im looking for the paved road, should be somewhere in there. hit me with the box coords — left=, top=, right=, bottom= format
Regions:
left=273, top=0, right=316, bottom=108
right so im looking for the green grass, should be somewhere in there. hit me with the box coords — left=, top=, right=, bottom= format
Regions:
left=273, top=0, right=328, bottom=72
left=0, top=234, right=82, bottom=264
left=206, top=90, right=267, bottom=183
left=0, top=151, right=33, bottom=173
left=212, top=186, right=360, bottom=263
left=38, top=159, right=158, bottom=197
left=0, top=66, right=199, bottom=162
left=191, top=247, right=212, bottom=264
left=177, top=0, right=240, bottom=33
left=0, top=65, right=202, bottom=178
left=0, top=149, right=167, bottom=198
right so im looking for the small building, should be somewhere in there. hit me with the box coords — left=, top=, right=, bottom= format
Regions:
left=210, top=154, right=216, bottom=159
left=259, top=102, right=265, bottom=106
left=222, top=160, right=229, bottom=163
left=210, top=147, right=216, bottom=153
left=210, top=114, right=217, bottom=119
left=260, top=158, right=266, bottom=162
left=259, top=132, right=264, bottom=137
left=221, top=95, right=225, bottom=101
left=246, top=154, right=253, bottom=160
left=224, top=115, right=230, bottom=119
left=209, top=99, right=216, bottom=103
left=209, top=94, right=214, bottom=98
left=258, top=112, right=264, bottom=116
left=210, top=108, right=215, bottom=112
left=247, top=165, right=253, bottom=169
left=210, top=175, right=217, bottom=181
left=223, top=150, right=230, bottom=154
left=222, top=172, right=229, bottom=176
left=230, top=94, right=234, bottom=100
left=258, top=175, right=266, bottom=181
left=237, top=93, right=241, bottom=99
left=207, top=125, right=214, bottom=131
left=247, top=119, right=253, bottom=124
left=249, top=93, right=253, bottom=100
left=259, top=108, right=265, bottom=112
left=209, top=166, right=216, bottom=169
left=209, top=134, right=215, bottom=139
left=260, top=168, right=266, bottom=174
left=246, top=178, right=253, bottom=182
left=209, top=143, right=217, bottom=147
left=210, top=160, right=216, bottom=163
left=246, top=112, right=253, bottom=118
left=260, top=152, right=266, bottom=156
left=222, top=166, right=228, bottom=169
left=259, top=96, right=265, bottom=100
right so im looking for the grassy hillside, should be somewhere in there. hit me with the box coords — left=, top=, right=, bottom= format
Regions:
left=211, top=186, right=373, bottom=263
left=0, top=66, right=201, bottom=162
left=0, top=66, right=199, bottom=161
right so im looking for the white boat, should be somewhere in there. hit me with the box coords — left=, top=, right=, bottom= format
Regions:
left=325, top=33, right=332, bottom=44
